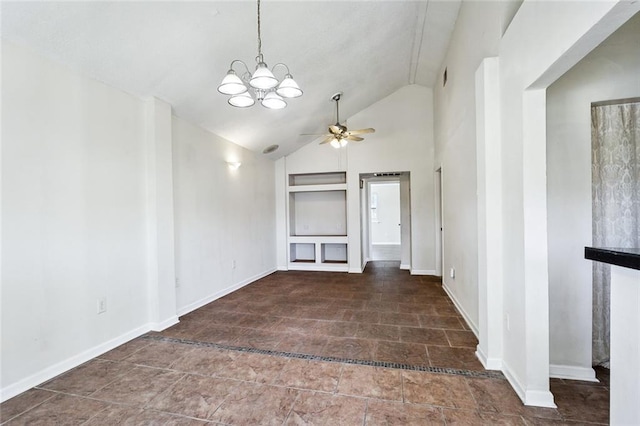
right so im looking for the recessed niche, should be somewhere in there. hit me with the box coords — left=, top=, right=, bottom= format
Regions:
left=321, top=243, right=347, bottom=264
left=289, top=190, right=346, bottom=236
left=290, top=243, right=315, bottom=263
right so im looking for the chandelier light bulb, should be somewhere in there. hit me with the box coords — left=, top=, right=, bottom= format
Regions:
left=250, top=62, right=278, bottom=90
left=276, top=74, right=303, bottom=98
left=228, top=92, right=255, bottom=108
left=217, top=70, right=248, bottom=95
left=261, top=92, right=287, bottom=109
left=330, top=139, right=341, bottom=149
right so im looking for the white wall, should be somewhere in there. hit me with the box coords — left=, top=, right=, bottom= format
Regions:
left=277, top=85, right=435, bottom=274
left=172, top=117, right=276, bottom=315
left=1, top=40, right=152, bottom=399
left=546, top=13, right=640, bottom=379
left=497, top=0, right=638, bottom=406
left=370, top=182, right=401, bottom=244
left=1, top=40, right=278, bottom=402
left=434, top=0, right=639, bottom=407
left=433, top=1, right=520, bottom=336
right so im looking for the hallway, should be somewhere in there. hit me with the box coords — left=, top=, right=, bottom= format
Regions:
left=1, top=263, right=609, bottom=424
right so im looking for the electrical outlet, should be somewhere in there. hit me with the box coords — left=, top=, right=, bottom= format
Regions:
left=232, top=260, right=236, bottom=269
left=97, top=298, right=107, bottom=314
left=505, top=314, right=510, bottom=331
left=175, top=277, right=180, bottom=288
left=449, top=267, right=455, bottom=279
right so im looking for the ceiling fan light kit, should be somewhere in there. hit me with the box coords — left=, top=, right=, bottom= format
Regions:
left=318, top=92, right=375, bottom=149
left=217, top=0, right=302, bottom=110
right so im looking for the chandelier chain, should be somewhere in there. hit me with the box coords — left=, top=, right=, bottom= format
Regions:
left=217, top=0, right=302, bottom=108
left=257, top=0, right=262, bottom=60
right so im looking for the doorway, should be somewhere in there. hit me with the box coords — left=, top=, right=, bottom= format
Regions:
left=359, top=172, right=411, bottom=270
left=369, top=181, right=401, bottom=260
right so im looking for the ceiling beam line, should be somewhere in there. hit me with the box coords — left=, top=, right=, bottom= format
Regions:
left=408, top=0, right=430, bottom=85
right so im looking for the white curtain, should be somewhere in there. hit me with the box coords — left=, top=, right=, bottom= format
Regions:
left=591, top=100, right=640, bottom=366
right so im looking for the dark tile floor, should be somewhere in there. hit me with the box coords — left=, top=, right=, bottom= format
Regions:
left=1, top=262, right=610, bottom=424
left=162, top=261, right=482, bottom=371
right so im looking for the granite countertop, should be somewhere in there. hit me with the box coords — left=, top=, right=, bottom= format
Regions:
left=585, top=247, right=640, bottom=271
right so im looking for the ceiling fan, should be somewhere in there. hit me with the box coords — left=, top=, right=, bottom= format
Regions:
left=306, top=92, right=375, bottom=148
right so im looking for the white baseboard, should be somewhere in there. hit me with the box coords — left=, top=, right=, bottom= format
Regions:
left=177, top=268, right=276, bottom=316
left=441, top=281, right=479, bottom=337
left=525, top=390, right=557, bottom=408
left=149, top=315, right=179, bottom=332
left=1, top=324, right=150, bottom=403
left=475, top=345, right=502, bottom=370
left=362, top=258, right=369, bottom=271
left=549, top=364, right=598, bottom=382
left=277, top=266, right=288, bottom=271
left=288, top=264, right=349, bottom=272
left=1, top=267, right=279, bottom=404
left=410, top=269, right=437, bottom=276
left=400, top=263, right=410, bottom=270
left=502, top=359, right=527, bottom=404
left=502, top=359, right=557, bottom=408
left=348, top=267, right=363, bottom=274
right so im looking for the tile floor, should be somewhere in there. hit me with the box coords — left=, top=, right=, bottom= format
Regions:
left=1, top=262, right=610, bottom=424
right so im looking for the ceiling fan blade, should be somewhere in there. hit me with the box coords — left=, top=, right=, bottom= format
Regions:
left=346, top=128, right=375, bottom=136
left=329, top=125, right=344, bottom=135
left=319, top=136, right=336, bottom=145
left=345, top=135, right=364, bottom=142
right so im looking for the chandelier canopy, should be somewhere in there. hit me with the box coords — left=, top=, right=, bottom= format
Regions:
left=217, top=0, right=302, bottom=109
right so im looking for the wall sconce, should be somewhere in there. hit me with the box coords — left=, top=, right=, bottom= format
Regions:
left=227, top=162, right=242, bottom=170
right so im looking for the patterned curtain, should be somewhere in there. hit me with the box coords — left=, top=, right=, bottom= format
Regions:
left=591, top=100, right=640, bottom=366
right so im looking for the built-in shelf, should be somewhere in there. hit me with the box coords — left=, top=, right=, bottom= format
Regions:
left=289, top=172, right=346, bottom=186
left=288, top=183, right=347, bottom=193
left=321, top=243, right=348, bottom=264
left=289, top=236, right=348, bottom=243
left=287, top=172, right=348, bottom=272
left=289, top=190, right=347, bottom=237
left=290, top=243, right=315, bottom=263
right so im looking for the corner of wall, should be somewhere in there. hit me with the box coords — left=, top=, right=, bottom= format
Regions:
left=144, top=97, right=178, bottom=327
left=275, top=157, right=288, bottom=270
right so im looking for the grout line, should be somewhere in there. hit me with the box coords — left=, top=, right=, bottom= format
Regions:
left=281, top=388, right=302, bottom=425
left=362, top=398, right=368, bottom=426
left=335, top=363, right=346, bottom=395
left=37, top=359, right=136, bottom=403
left=444, top=330, right=453, bottom=347
left=0, top=391, right=57, bottom=425
left=401, top=366, right=406, bottom=403
left=142, top=334, right=505, bottom=380
left=141, top=373, right=188, bottom=411
left=80, top=403, right=113, bottom=425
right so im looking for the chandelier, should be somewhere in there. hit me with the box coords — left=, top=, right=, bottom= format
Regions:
left=217, top=0, right=302, bottom=109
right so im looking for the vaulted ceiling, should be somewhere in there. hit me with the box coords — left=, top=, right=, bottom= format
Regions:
left=1, top=1, right=460, bottom=158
